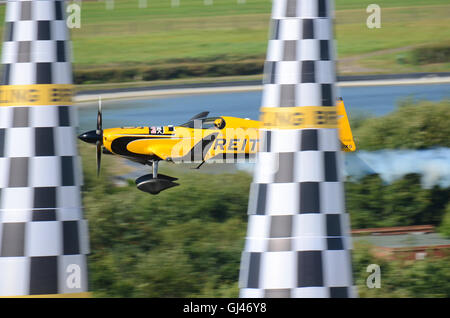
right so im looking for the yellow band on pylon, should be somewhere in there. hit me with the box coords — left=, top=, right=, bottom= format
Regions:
left=0, top=292, right=91, bottom=298
left=260, top=106, right=338, bottom=129
left=0, top=84, right=73, bottom=106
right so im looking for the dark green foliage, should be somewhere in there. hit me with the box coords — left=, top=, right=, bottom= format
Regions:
left=345, top=174, right=386, bottom=228
left=353, top=242, right=450, bottom=297
left=141, top=61, right=263, bottom=82
left=80, top=143, right=250, bottom=297
left=74, top=60, right=264, bottom=84
left=346, top=174, right=450, bottom=229
left=354, top=99, right=450, bottom=150
left=439, top=203, right=450, bottom=238
left=348, top=100, right=450, bottom=230
left=82, top=149, right=450, bottom=297
left=74, top=68, right=140, bottom=84
left=407, top=44, right=450, bottom=65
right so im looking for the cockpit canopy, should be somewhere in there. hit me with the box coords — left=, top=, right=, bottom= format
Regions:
left=179, top=117, right=226, bottom=129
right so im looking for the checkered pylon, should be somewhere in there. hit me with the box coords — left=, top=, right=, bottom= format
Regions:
left=0, top=0, right=89, bottom=296
left=239, top=0, right=356, bottom=298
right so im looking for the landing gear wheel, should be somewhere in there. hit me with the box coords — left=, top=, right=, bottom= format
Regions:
left=135, top=160, right=179, bottom=194
left=135, top=174, right=179, bottom=194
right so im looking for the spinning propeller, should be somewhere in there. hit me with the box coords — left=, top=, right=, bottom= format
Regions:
left=78, top=96, right=103, bottom=176
left=96, top=97, right=103, bottom=176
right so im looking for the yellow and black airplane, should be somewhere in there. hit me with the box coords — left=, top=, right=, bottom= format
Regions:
left=78, top=98, right=355, bottom=194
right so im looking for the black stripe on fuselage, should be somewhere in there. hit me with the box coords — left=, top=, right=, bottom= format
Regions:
left=109, top=134, right=214, bottom=163
left=110, top=136, right=160, bottom=160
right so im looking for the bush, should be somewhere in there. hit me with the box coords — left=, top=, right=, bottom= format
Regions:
left=75, top=60, right=264, bottom=84
left=408, top=44, right=450, bottom=65
left=353, top=242, right=450, bottom=298
left=439, top=203, right=450, bottom=238
left=354, top=99, right=450, bottom=150
left=346, top=174, right=450, bottom=229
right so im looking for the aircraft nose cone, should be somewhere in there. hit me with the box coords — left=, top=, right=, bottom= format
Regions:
left=78, top=130, right=101, bottom=144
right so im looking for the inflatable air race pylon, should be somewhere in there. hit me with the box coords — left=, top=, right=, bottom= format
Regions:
left=0, top=0, right=89, bottom=297
left=239, top=0, right=356, bottom=298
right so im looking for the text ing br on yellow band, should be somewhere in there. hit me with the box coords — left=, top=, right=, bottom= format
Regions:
left=0, top=84, right=73, bottom=107
left=260, top=106, right=338, bottom=129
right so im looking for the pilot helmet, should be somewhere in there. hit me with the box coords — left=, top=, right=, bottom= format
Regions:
left=214, top=118, right=225, bottom=129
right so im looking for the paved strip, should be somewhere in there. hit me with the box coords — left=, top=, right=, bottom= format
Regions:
left=75, top=76, right=450, bottom=103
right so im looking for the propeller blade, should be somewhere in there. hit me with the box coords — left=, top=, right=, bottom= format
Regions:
left=96, top=96, right=102, bottom=135
left=95, top=96, right=103, bottom=177
left=96, top=140, right=102, bottom=177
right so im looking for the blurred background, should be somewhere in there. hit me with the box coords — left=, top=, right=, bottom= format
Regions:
left=1, top=0, right=448, bottom=297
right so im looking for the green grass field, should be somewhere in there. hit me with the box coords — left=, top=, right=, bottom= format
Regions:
left=0, top=0, right=448, bottom=77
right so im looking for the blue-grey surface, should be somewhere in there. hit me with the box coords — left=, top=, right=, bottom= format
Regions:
left=77, top=83, right=450, bottom=132
left=353, top=233, right=450, bottom=248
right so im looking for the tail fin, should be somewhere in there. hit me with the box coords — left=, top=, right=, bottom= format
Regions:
left=337, top=98, right=356, bottom=152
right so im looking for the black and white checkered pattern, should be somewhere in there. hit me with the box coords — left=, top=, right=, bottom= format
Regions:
left=0, top=0, right=89, bottom=296
left=262, top=0, right=336, bottom=108
left=239, top=0, right=356, bottom=298
left=1, top=0, right=72, bottom=85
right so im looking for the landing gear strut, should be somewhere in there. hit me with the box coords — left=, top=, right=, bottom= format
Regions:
left=135, top=160, right=179, bottom=195
left=152, top=160, right=158, bottom=178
